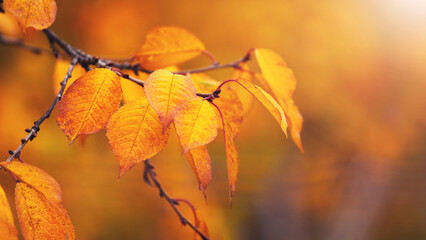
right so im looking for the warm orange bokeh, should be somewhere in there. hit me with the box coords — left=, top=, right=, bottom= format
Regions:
left=1, top=0, right=425, bottom=239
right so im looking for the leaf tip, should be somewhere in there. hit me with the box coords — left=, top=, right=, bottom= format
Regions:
left=182, top=147, right=190, bottom=155
left=229, top=184, right=236, bottom=208
left=117, top=167, right=127, bottom=179
left=68, top=137, right=76, bottom=145
left=202, top=190, right=208, bottom=204
left=296, top=141, right=304, bottom=153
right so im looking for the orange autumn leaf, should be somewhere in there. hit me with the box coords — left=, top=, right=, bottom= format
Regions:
left=0, top=184, right=18, bottom=240
left=0, top=161, right=62, bottom=204
left=3, top=0, right=57, bottom=30
left=52, top=58, right=86, bottom=95
left=215, top=85, right=244, bottom=137
left=255, top=48, right=296, bottom=99
left=229, top=79, right=288, bottom=137
left=255, top=48, right=303, bottom=151
left=120, top=66, right=179, bottom=104
left=231, top=62, right=254, bottom=114
left=191, top=73, right=244, bottom=137
left=217, top=108, right=239, bottom=200
left=134, top=26, right=205, bottom=70
left=174, top=98, right=218, bottom=153
left=184, top=146, right=211, bottom=192
left=15, top=183, right=75, bottom=240
left=286, top=99, right=304, bottom=152
left=106, top=97, right=170, bottom=177
left=57, top=68, right=122, bottom=143
left=145, top=69, right=197, bottom=129
left=193, top=209, right=209, bottom=240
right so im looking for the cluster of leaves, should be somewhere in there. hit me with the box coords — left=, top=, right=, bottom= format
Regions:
left=0, top=0, right=303, bottom=239
left=53, top=29, right=302, bottom=198
left=0, top=162, right=74, bottom=239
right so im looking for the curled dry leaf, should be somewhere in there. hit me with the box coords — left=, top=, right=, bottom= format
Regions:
left=0, top=184, right=18, bottom=240
left=15, top=183, right=75, bottom=240
left=230, top=79, right=288, bottom=137
left=52, top=58, right=86, bottom=95
left=57, top=68, right=122, bottom=143
left=134, top=26, right=205, bottom=70
left=0, top=161, right=62, bottom=204
left=184, top=145, right=211, bottom=192
left=3, top=0, right=57, bottom=30
left=255, top=48, right=304, bottom=151
left=174, top=98, right=218, bottom=153
left=106, top=97, right=170, bottom=177
left=144, top=69, right=197, bottom=130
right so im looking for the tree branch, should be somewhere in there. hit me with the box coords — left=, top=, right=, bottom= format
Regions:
left=143, top=159, right=210, bottom=240
left=4, top=28, right=246, bottom=102
left=6, top=58, right=78, bottom=162
left=41, top=29, right=250, bottom=75
left=2, top=27, right=233, bottom=238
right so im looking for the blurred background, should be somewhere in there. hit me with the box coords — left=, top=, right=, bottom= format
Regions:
left=1, top=0, right=425, bottom=239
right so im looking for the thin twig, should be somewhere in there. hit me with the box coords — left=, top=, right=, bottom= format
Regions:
left=6, top=58, right=78, bottom=162
left=143, top=160, right=210, bottom=240
left=0, top=33, right=50, bottom=54
left=42, top=29, right=250, bottom=75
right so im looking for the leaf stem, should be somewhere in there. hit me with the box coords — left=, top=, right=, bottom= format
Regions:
left=143, top=160, right=210, bottom=240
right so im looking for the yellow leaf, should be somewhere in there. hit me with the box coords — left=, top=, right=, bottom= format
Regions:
left=0, top=161, right=62, bottom=204
left=230, top=79, right=288, bottom=137
left=134, top=26, right=205, bottom=70
left=120, top=66, right=179, bottom=104
left=15, top=183, right=75, bottom=240
left=184, top=146, right=211, bottom=192
left=231, top=62, right=254, bottom=114
left=286, top=99, right=304, bottom=152
left=255, top=48, right=303, bottom=151
left=52, top=58, right=86, bottom=95
left=57, top=68, right=122, bottom=143
left=255, top=48, right=296, bottom=99
left=218, top=109, right=239, bottom=200
left=192, top=73, right=244, bottom=137
left=3, top=0, right=57, bottom=30
left=215, top=86, right=244, bottom=137
left=174, top=98, right=218, bottom=153
left=106, top=97, right=170, bottom=177
left=0, top=184, right=18, bottom=240
left=145, top=69, right=197, bottom=129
